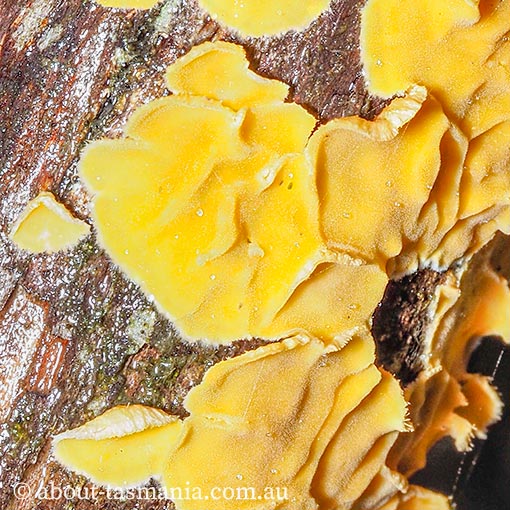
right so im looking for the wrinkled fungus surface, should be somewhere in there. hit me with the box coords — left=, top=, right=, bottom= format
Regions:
left=81, top=41, right=387, bottom=344
left=360, top=0, right=510, bottom=272
left=361, top=0, right=510, bottom=127
left=53, top=405, right=183, bottom=488
left=9, top=191, right=90, bottom=253
left=67, top=0, right=510, bottom=505
left=361, top=0, right=510, bottom=477
left=53, top=333, right=408, bottom=510
left=197, top=0, right=331, bottom=37
left=389, top=242, right=510, bottom=477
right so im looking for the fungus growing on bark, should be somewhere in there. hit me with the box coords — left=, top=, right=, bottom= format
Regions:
left=9, top=191, right=90, bottom=253
left=53, top=333, right=408, bottom=510
left=67, top=0, right=510, bottom=501
left=53, top=405, right=183, bottom=488
left=80, top=41, right=387, bottom=344
left=196, top=0, right=331, bottom=37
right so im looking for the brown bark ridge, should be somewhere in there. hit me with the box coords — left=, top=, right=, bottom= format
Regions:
left=0, top=1, right=434, bottom=509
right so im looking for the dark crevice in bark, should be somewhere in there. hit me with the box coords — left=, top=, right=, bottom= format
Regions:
left=372, top=269, right=447, bottom=385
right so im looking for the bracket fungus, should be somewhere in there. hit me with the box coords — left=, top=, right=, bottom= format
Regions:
left=54, top=332, right=409, bottom=510
left=9, top=191, right=90, bottom=253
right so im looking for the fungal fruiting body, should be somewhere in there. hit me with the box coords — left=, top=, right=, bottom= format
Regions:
left=360, top=0, right=510, bottom=478
left=80, top=41, right=388, bottom=345
left=307, top=85, right=469, bottom=273
left=360, top=0, right=510, bottom=128
left=58, top=0, right=510, bottom=505
left=196, top=0, right=331, bottom=37
left=54, top=332, right=409, bottom=510
left=9, top=191, right=90, bottom=253
left=389, top=241, right=510, bottom=476
left=79, top=40, right=508, bottom=345
left=360, top=0, right=510, bottom=259
left=53, top=405, right=183, bottom=488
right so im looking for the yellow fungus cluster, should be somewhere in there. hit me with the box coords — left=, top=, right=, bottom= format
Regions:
left=360, top=0, right=510, bottom=477
left=9, top=192, right=90, bottom=254
left=390, top=243, right=510, bottom=476
left=81, top=41, right=387, bottom=344
left=57, top=1, right=510, bottom=506
left=360, top=0, right=510, bottom=273
left=95, top=0, right=330, bottom=37
left=54, top=332, right=408, bottom=510
left=81, top=37, right=509, bottom=344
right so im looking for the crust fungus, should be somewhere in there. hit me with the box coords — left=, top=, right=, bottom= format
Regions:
left=196, top=0, right=331, bottom=37
left=360, top=0, right=510, bottom=272
left=53, top=405, right=183, bottom=488
left=54, top=332, right=409, bottom=510
left=308, top=86, right=461, bottom=272
left=80, top=41, right=388, bottom=344
left=9, top=191, right=90, bottom=253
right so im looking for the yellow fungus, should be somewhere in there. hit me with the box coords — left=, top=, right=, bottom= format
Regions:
left=308, top=86, right=464, bottom=271
left=196, top=0, right=331, bottom=37
left=53, top=333, right=408, bottom=510
left=360, top=0, right=510, bottom=124
left=9, top=191, right=90, bottom=254
left=389, top=243, right=510, bottom=476
left=264, top=261, right=387, bottom=341
left=55, top=1, right=510, bottom=507
left=354, top=466, right=408, bottom=510
left=389, top=370, right=473, bottom=476
left=53, top=405, right=183, bottom=488
left=360, top=1, right=510, bottom=272
left=379, top=485, right=451, bottom=510
left=166, top=42, right=290, bottom=110
left=81, top=41, right=389, bottom=344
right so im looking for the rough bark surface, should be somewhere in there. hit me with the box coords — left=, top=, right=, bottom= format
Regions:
left=372, top=269, right=447, bottom=385
left=0, top=1, right=439, bottom=509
